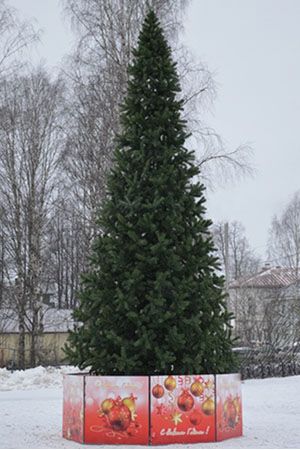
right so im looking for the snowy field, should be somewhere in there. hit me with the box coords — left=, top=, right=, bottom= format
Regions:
left=0, top=367, right=300, bottom=448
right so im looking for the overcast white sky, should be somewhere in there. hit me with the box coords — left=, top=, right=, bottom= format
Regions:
left=8, top=0, right=300, bottom=259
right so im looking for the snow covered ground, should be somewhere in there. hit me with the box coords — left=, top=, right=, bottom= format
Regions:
left=0, top=367, right=300, bottom=448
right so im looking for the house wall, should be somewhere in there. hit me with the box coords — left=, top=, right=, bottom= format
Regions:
left=228, top=286, right=299, bottom=347
left=0, top=332, right=69, bottom=368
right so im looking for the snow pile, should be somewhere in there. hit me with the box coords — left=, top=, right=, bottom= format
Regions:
left=0, top=365, right=80, bottom=391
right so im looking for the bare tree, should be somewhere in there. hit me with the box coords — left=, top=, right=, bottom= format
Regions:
left=0, top=0, right=38, bottom=77
left=262, top=292, right=299, bottom=358
left=64, top=0, right=252, bottom=198
left=265, top=191, right=300, bottom=365
left=0, top=1, right=38, bottom=353
left=60, top=0, right=195, bottom=287
left=213, top=220, right=261, bottom=282
left=0, top=222, right=4, bottom=308
left=63, top=0, right=192, bottom=215
left=46, top=196, right=88, bottom=310
left=0, top=69, right=64, bottom=367
left=268, top=191, right=300, bottom=274
left=61, top=0, right=253, bottom=294
left=232, top=285, right=300, bottom=374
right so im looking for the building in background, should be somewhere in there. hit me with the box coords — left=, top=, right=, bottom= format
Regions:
left=0, top=308, right=74, bottom=368
left=228, top=266, right=300, bottom=350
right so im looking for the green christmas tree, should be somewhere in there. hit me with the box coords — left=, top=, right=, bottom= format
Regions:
left=65, top=10, right=236, bottom=375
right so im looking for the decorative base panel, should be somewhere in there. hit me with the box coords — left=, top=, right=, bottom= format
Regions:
left=63, top=372, right=242, bottom=445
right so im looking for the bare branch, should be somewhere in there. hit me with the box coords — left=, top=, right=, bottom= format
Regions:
left=0, top=0, right=39, bottom=77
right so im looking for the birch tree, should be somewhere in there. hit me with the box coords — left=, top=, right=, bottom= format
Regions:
left=63, top=0, right=192, bottom=224
left=268, top=191, right=300, bottom=274
left=0, top=0, right=38, bottom=77
left=213, top=220, right=260, bottom=281
left=0, top=69, right=64, bottom=367
left=266, top=191, right=300, bottom=358
left=62, top=0, right=253, bottom=291
left=46, top=197, right=88, bottom=310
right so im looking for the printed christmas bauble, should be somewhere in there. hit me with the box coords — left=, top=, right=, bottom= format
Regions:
left=101, top=398, right=115, bottom=415
left=189, top=410, right=202, bottom=425
left=177, top=389, right=194, bottom=412
left=190, top=380, right=204, bottom=397
left=152, top=384, right=164, bottom=399
left=108, top=403, right=131, bottom=431
left=202, top=396, right=215, bottom=416
left=164, top=375, right=176, bottom=391
left=224, top=399, right=237, bottom=427
left=233, top=396, right=241, bottom=416
left=122, top=394, right=136, bottom=413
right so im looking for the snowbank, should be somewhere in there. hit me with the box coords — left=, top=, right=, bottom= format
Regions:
left=0, top=365, right=80, bottom=391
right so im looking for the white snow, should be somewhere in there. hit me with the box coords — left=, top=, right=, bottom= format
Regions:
left=0, top=365, right=80, bottom=391
left=0, top=367, right=299, bottom=448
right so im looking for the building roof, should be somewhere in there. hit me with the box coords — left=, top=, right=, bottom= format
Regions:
left=0, top=308, right=74, bottom=333
left=229, top=267, right=299, bottom=289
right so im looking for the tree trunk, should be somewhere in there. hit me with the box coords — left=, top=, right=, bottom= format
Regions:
left=29, top=307, right=39, bottom=367
left=18, top=313, right=25, bottom=369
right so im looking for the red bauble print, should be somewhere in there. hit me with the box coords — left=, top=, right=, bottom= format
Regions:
left=189, top=410, right=202, bottom=426
left=177, top=389, right=194, bottom=412
left=107, top=401, right=131, bottom=431
left=152, top=384, right=164, bottom=399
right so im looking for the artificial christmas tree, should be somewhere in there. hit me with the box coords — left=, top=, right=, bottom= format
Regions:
left=63, top=10, right=242, bottom=445
left=65, top=9, right=236, bottom=377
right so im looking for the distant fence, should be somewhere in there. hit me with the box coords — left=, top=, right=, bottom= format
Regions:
left=0, top=347, right=18, bottom=369
left=0, top=332, right=69, bottom=369
left=240, top=360, right=300, bottom=379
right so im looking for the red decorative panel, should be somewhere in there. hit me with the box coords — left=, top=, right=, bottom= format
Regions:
left=84, top=375, right=149, bottom=445
left=62, top=372, right=243, bottom=445
left=150, top=375, right=216, bottom=445
left=216, top=373, right=243, bottom=441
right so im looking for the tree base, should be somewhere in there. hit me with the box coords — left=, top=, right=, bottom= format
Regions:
left=63, top=373, right=242, bottom=445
